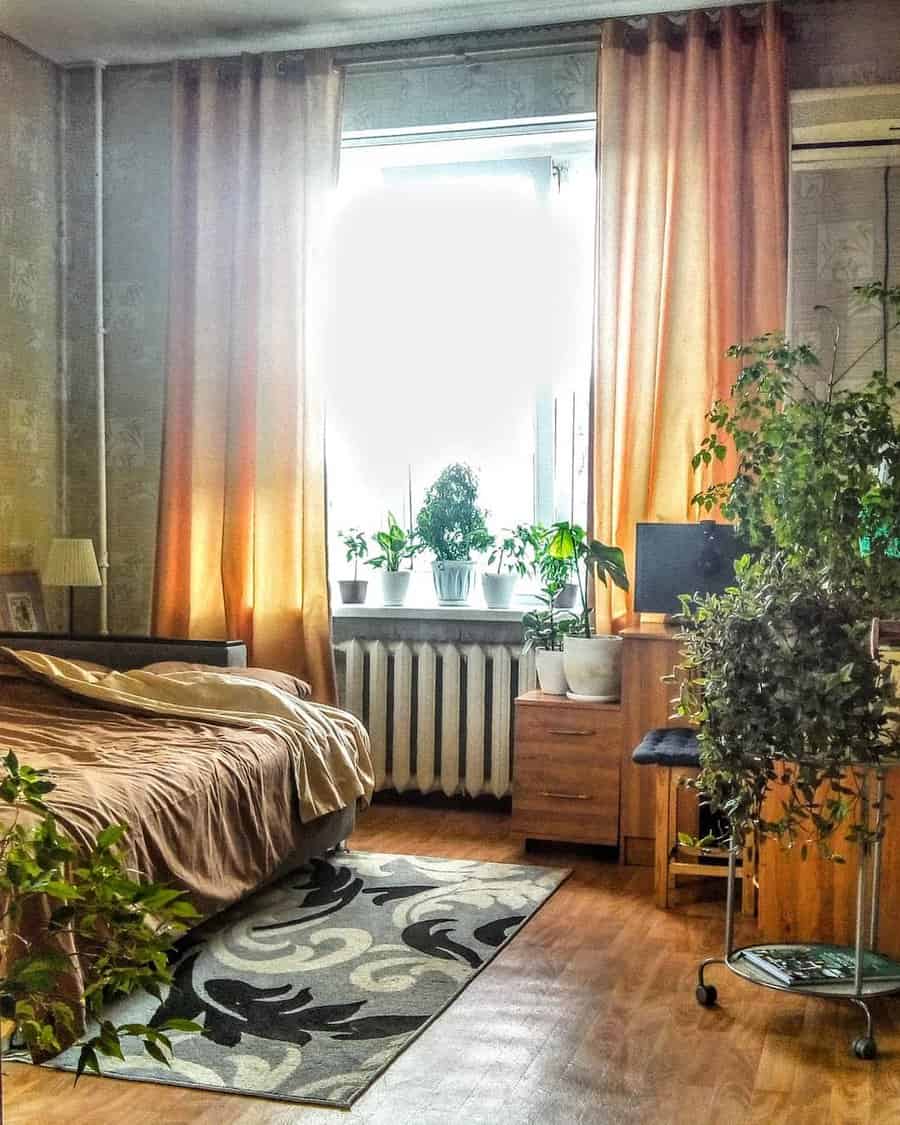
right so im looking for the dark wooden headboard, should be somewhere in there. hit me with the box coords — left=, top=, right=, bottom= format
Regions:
left=0, top=633, right=247, bottom=671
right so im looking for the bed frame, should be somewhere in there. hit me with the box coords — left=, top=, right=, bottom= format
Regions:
left=0, top=632, right=248, bottom=670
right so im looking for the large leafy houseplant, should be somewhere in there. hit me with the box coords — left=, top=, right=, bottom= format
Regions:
left=678, top=555, right=898, bottom=856
left=681, top=283, right=900, bottom=856
left=0, top=752, right=201, bottom=1116
left=692, top=283, right=900, bottom=617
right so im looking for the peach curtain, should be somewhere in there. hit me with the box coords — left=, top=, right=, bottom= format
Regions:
left=153, top=52, right=342, bottom=702
left=592, top=4, right=788, bottom=626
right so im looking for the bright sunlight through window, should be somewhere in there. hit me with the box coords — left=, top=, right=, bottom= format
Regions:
left=325, top=121, right=596, bottom=605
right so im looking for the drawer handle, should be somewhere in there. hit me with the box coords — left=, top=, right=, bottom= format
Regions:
left=540, top=790, right=592, bottom=801
left=546, top=729, right=595, bottom=737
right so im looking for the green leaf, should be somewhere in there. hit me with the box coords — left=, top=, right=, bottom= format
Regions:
left=160, top=1018, right=204, bottom=1034
left=143, top=1039, right=172, bottom=1068
left=75, top=1045, right=100, bottom=1082
left=96, top=824, right=127, bottom=850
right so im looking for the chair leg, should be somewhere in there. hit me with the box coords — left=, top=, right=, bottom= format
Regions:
left=654, top=769, right=673, bottom=909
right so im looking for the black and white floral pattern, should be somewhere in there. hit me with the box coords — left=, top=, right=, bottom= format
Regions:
left=40, top=852, right=567, bottom=1108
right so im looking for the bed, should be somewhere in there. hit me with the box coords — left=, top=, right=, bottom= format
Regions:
left=0, top=635, right=374, bottom=1042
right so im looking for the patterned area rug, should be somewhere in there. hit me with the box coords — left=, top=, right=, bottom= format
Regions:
left=30, top=851, right=568, bottom=1108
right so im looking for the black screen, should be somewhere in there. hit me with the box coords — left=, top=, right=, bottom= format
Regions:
left=634, top=522, right=746, bottom=615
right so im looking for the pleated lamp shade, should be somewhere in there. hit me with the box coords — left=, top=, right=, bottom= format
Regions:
left=43, top=538, right=102, bottom=588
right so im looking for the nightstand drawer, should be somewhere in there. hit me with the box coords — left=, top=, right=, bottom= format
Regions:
left=512, top=695, right=622, bottom=847
left=516, top=704, right=622, bottom=750
left=512, top=770, right=619, bottom=846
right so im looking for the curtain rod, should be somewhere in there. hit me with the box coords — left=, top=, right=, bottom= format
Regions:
left=333, top=4, right=764, bottom=72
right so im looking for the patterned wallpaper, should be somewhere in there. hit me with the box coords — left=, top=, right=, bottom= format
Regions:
left=343, top=49, right=596, bottom=132
left=787, top=0, right=900, bottom=89
left=789, top=167, right=899, bottom=398
left=0, top=35, right=62, bottom=624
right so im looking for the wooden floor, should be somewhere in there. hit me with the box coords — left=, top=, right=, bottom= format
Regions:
left=6, top=804, right=900, bottom=1124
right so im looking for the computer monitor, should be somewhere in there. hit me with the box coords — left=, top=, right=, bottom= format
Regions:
left=633, top=521, right=747, bottom=616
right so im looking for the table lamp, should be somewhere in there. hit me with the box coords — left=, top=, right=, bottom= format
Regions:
left=43, top=538, right=103, bottom=635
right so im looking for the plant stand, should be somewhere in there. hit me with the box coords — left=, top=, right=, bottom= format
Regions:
left=696, top=768, right=900, bottom=1059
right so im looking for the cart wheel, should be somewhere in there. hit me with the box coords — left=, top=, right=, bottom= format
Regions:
left=852, top=1037, right=877, bottom=1060
left=695, top=984, right=718, bottom=1007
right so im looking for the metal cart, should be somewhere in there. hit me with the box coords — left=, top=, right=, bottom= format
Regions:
left=695, top=766, right=900, bottom=1060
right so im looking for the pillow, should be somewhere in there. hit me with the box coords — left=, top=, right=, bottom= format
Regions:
left=141, top=662, right=311, bottom=699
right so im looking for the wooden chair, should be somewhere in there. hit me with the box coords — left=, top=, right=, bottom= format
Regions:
left=633, top=728, right=756, bottom=915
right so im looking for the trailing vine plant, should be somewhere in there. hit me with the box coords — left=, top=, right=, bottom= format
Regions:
left=691, top=283, right=900, bottom=617
left=677, top=555, right=898, bottom=856
left=679, top=284, right=900, bottom=855
left=0, top=752, right=201, bottom=1117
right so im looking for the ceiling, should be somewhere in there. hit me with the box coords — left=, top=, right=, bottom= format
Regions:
left=2, top=0, right=743, bottom=67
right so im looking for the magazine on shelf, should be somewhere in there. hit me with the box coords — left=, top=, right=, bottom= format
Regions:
left=739, top=945, right=900, bottom=987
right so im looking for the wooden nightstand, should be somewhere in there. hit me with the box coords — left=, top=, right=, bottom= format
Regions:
left=511, top=691, right=623, bottom=847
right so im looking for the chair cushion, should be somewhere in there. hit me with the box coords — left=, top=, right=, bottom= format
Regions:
left=631, top=727, right=700, bottom=767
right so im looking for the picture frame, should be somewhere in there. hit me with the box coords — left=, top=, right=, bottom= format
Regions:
left=0, top=571, right=48, bottom=633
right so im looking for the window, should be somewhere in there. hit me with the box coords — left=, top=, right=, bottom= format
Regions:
left=325, top=119, right=596, bottom=602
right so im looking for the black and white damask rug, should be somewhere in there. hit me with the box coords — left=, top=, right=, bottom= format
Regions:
left=37, top=851, right=568, bottom=1108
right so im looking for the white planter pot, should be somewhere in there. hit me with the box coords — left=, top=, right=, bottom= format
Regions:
left=381, top=570, right=411, bottom=607
left=535, top=649, right=568, bottom=695
left=563, top=634, right=623, bottom=702
left=432, top=560, right=476, bottom=605
left=482, top=572, right=516, bottom=609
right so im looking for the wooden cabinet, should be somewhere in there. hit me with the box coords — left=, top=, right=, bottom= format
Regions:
left=619, top=624, right=687, bottom=866
left=511, top=691, right=623, bottom=847
left=757, top=767, right=900, bottom=959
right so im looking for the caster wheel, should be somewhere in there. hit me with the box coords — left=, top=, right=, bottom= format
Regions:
left=695, top=984, right=718, bottom=1007
left=852, top=1037, right=877, bottom=1060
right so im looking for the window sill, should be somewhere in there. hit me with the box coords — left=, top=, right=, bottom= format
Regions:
left=331, top=604, right=526, bottom=623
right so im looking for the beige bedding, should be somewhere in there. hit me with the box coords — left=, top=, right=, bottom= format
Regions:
left=0, top=648, right=373, bottom=1044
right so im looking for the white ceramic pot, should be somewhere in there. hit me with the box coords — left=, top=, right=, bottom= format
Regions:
left=381, top=570, right=411, bottom=607
left=482, top=572, right=516, bottom=609
left=432, top=560, right=476, bottom=605
left=563, top=634, right=623, bottom=701
left=535, top=649, right=568, bottom=695
left=338, top=579, right=368, bottom=605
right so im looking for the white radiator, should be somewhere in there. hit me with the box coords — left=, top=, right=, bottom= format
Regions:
left=336, top=640, right=536, bottom=798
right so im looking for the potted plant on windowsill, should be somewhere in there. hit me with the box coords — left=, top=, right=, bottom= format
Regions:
left=338, top=529, right=369, bottom=605
left=522, top=566, right=579, bottom=694
left=415, top=463, right=492, bottom=606
left=366, top=513, right=419, bottom=606
left=535, top=534, right=578, bottom=609
left=483, top=524, right=542, bottom=609
left=545, top=521, right=630, bottom=701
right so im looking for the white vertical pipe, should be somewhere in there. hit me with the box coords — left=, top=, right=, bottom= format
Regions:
left=57, top=72, right=69, bottom=541
left=93, top=61, right=109, bottom=633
